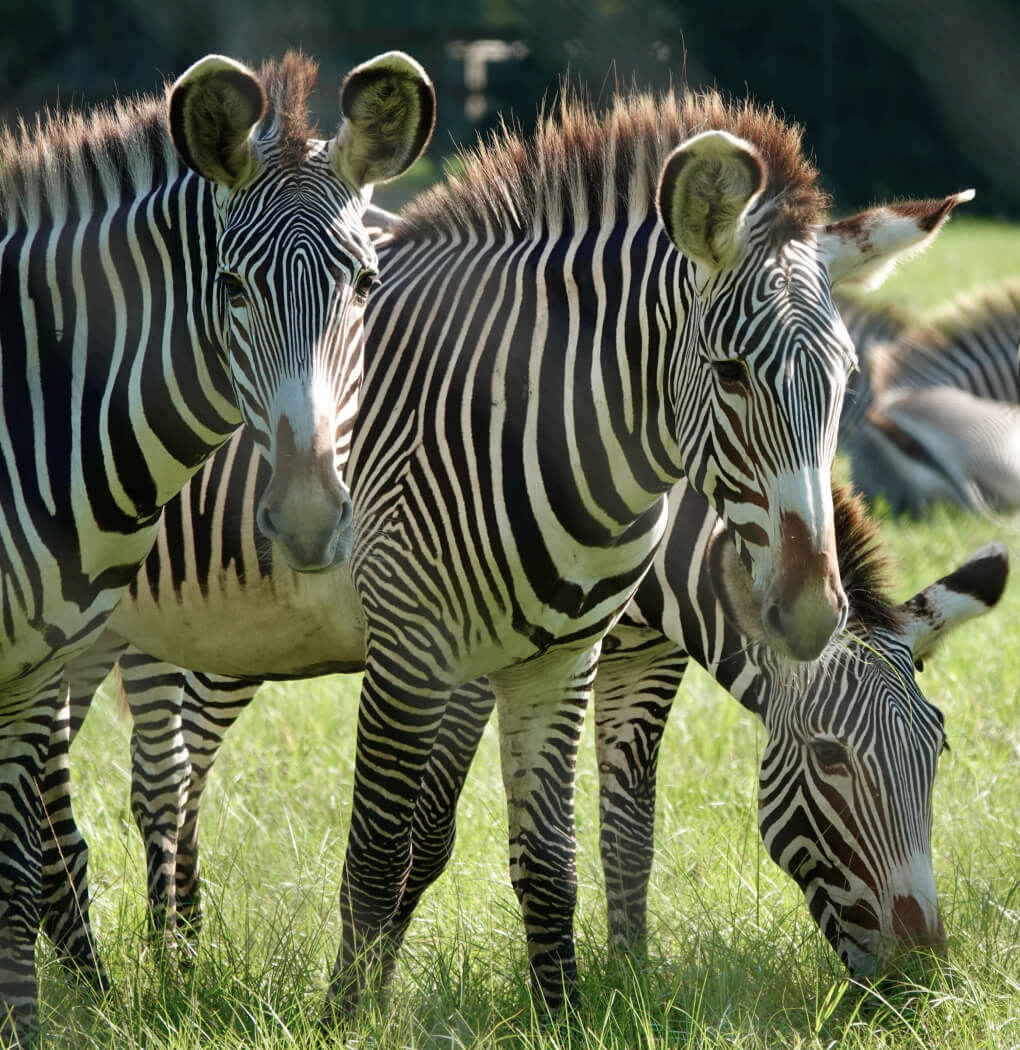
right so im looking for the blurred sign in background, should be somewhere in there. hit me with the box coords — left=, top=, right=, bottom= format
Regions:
left=2, top=0, right=1017, bottom=216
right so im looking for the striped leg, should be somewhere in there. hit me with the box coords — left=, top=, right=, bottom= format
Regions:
left=490, top=646, right=598, bottom=1013
left=175, top=672, right=261, bottom=942
left=593, top=640, right=687, bottom=956
left=118, top=650, right=194, bottom=948
left=38, top=632, right=130, bottom=989
left=323, top=663, right=451, bottom=1020
left=1, top=677, right=64, bottom=1047
left=37, top=698, right=109, bottom=992
left=379, top=678, right=497, bottom=984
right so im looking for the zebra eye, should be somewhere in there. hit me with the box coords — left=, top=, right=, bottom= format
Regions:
left=219, top=272, right=246, bottom=306
left=354, top=270, right=379, bottom=302
left=810, top=738, right=850, bottom=770
left=712, top=359, right=748, bottom=389
left=914, top=658, right=925, bottom=673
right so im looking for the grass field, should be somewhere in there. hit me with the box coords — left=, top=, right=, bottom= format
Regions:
left=43, top=217, right=1020, bottom=1048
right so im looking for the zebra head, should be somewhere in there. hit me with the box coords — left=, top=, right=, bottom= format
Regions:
left=656, top=128, right=971, bottom=660
left=710, top=489, right=1008, bottom=975
left=167, top=52, right=435, bottom=571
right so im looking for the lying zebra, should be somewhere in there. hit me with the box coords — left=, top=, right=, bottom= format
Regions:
left=840, top=277, right=1020, bottom=514
left=57, top=470, right=1007, bottom=993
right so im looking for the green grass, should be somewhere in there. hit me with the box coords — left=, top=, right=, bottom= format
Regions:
left=44, top=223, right=1020, bottom=1047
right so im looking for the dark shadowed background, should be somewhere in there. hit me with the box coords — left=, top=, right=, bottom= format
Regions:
left=2, top=0, right=1016, bottom=217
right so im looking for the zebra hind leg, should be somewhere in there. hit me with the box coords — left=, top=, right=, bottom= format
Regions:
left=489, top=646, right=598, bottom=1016
left=174, top=671, right=261, bottom=948
left=593, top=641, right=687, bottom=961
left=119, top=649, right=193, bottom=954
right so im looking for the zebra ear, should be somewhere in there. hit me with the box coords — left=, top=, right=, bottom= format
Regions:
left=168, top=55, right=266, bottom=189
left=330, top=51, right=436, bottom=191
left=657, top=131, right=766, bottom=273
left=899, top=542, right=1008, bottom=661
left=707, top=523, right=764, bottom=642
left=819, top=190, right=974, bottom=290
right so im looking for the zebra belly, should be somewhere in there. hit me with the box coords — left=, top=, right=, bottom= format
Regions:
left=108, top=562, right=366, bottom=678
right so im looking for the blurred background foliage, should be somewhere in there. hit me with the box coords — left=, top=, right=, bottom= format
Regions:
left=1, top=0, right=1017, bottom=217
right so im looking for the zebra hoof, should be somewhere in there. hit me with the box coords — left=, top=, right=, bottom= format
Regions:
left=57, top=952, right=112, bottom=997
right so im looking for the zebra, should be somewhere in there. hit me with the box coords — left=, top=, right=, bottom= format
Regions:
left=831, top=290, right=914, bottom=442
left=50, top=83, right=975, bottom=1020
left=840, top=277, right=1020, bottom=513
left=0, top=49, right=435, bottom=1043
left=60, top=478, right=1008, bottom=994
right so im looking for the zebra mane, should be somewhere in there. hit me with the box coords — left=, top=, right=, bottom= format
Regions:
left=253, top=51, right=321, bottom=169
left=832, top=290, right=916, bottom=350
left=870, top=277, right=1020, bottom=393
left=0, top=51, right=321, bottom=213
left=832, top=483, right=903, bottom=633
left=402, top=85, right=829, bottom=243
left=0, top=91, right=172, bottom=214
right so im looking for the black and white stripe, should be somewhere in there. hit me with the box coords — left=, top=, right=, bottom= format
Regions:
left=0, top=50, right=434, bottom=1043
left=51, top=91, right=973, bottom=1020
left=59, top=479, right=1007, bottom=1001
left=840, top=278, right=1020, bottom=513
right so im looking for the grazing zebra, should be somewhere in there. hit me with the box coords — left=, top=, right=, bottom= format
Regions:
left=55, top=84, right=973, bottom=1020
left=841, top=278, right=1020, bottom=513
left=61, top=480, right=1007, bottom=992
left=0, top=49, right=435, bottom=1043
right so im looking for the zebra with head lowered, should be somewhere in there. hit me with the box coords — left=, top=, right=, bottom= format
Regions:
left=61, top=478, right=1007, bottom=997
left=57, top=85, right=972, bottom=1020
left=840, top=277, right=1020, bottom=513
left=0, top=50, right=435, bottom=1043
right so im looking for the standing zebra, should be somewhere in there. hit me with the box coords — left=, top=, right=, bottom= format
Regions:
left=61, top=479, right=1007, bottom=992
left=841, top=277, right=1020, bottom=513
left=0, top=50, right=435, bottom=1043
left=57, top=86, right=972, bottom=1019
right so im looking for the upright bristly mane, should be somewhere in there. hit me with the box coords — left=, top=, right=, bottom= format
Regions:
left=402, top=86, right=828, bottom=242
left=0, top=91, right=170, bottom=215
left=870, top=277, right=1020, bottom=394
left=254, top=51, right=321, bottom=169
left=0, top=51, right=322, bottom=215
left=832, top=483, right=903, bottom=633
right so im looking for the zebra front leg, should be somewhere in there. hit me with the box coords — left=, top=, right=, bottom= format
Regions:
left=119, top=649, right=193, bottom=951
left=379, top=677, right=497, bottom=986
left=490, top=646, right=597, bottom=1015
left=175, top=671, right=261, bottom=945
left=38, top=694, right=110, bottom=993
left=322, top=663, right=448, bottom=1024
left=38, top=630, right=130, bottom=990
left=593, top=638, right=687, bottom=957
left=0, top=679, right=64, bottom=1048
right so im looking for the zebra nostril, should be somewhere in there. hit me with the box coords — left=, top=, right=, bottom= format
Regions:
left=256, top=503, right=278, bottom=541
left=337, top=496, right=354, bottom=530
left=764, top=602, right=784, bottom=639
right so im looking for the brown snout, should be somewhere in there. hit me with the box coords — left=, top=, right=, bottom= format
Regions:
left=761, top=510, right=847, bottom=661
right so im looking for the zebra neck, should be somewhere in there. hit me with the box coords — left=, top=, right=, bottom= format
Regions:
left=359, top=220, right=680, bottom=542
left=2, top=175, right=240, bottom=531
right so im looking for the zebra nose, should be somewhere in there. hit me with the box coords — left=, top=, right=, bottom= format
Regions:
left=763, top=595, right=841, bottom=661
left=892, top=895, right=947, bottom=953
left=257, top=492, right=354, bottom=572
